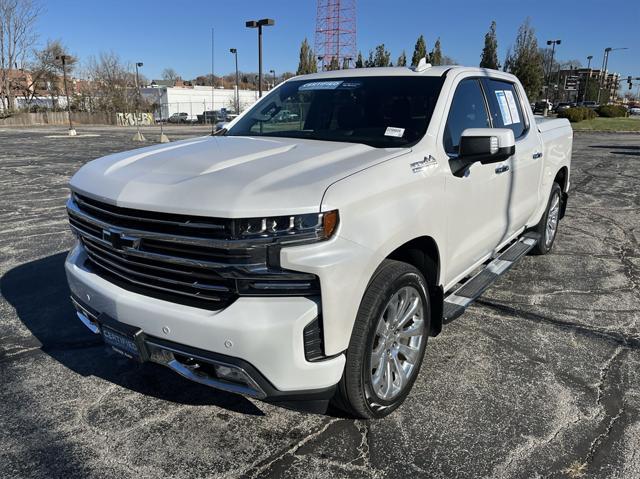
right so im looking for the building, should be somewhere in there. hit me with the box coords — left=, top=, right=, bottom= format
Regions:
left=141, top=85, right=259, bottom=119
left=0, top=68, right=76, bottom=112
left=555, top=68, right=620, bottom=103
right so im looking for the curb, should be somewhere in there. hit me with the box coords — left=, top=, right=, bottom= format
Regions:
left=573, top=130, right=640, bottom=134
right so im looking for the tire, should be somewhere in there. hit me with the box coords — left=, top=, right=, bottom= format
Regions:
left=530, top=182, right=562, bottom=255
left=332, top=260, right=430, bottom=419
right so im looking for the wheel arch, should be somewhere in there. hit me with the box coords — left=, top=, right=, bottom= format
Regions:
left=553, top=166, right=569, bottom=219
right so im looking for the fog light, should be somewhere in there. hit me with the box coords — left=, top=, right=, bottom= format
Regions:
left=215, top=364, right=249, bottom=384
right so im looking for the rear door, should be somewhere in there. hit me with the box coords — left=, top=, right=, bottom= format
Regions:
left=441, top=78, right=513, bottom=283
left=481, top=79, right=544, bottom=237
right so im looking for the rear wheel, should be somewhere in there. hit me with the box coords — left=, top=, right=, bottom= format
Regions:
left=530, top=182, right=562, bottom=255
left=332, top=260, right=430, bottom=419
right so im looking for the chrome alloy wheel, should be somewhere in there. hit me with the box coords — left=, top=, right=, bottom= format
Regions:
left=545, top=191, right=561, bottom=247
left=370, top=286, right=425, bottom=401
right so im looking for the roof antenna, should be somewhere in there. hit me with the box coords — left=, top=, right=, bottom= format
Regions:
left=412, top=57, right=432, bottom=72
left=210, top=27, right=216, bottom=136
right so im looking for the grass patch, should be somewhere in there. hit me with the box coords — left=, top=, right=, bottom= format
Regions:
left=571, top=116, right=640, bottom=131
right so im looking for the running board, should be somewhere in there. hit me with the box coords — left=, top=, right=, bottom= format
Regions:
left=442, top=232, right=540, bottom=323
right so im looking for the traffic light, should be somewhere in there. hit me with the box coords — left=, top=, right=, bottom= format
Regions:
left=629, top=76, right=633, bottom=90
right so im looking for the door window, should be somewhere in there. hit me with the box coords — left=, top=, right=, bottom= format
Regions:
left=443, top=79, right=491, bottom=154
left=482, top=79, right=526, bottom=138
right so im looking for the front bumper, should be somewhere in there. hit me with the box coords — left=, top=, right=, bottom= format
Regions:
left=65, top=243, right=345, bottom=396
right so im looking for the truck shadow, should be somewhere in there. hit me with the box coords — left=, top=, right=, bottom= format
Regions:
left=0, top=252, right=264, bottom=416
left=589, top=144, right=640, bottom=157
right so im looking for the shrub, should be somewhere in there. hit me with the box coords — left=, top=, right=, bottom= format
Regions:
left=596, top=105, right=627, bottom=118
left=557, top=107, right=596, bottom=122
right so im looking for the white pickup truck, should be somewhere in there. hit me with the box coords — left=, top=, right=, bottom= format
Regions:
left=65, top=62, right=572, bottom=418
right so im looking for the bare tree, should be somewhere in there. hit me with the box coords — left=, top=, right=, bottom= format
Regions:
left=20, top=39, right=76, bottom=109
left=0, top=0, right=40, bottom=110
left=161, top=67, right=180, bottom=81
left=85, top=52, right=140, bottom=113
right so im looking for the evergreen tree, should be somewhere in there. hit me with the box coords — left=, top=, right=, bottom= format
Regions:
left=373, top=44, right=392, bottom=67
left=365, top=50, right=375, bottom=68
left=327, top=56, right=340, bottom=71
left=430, top=38, right=442, bottom=66
left=396, top=50, right=407, bottom=67
left=355, top=51, right=364, bottom=68
left=307, top=48, right=318, bottom=74
left=296, top=39, right=317, bottom=75
left=504, top=19, right=544, bottom=99
left=411, top=35, right=428, bottom=66
left=480, top=21, right=500, bottom=69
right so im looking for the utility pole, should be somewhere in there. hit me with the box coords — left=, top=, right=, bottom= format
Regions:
left=56, top=55, right=76, bottom=136
left=133, top=62, right=145, bottom=141
left=245, top=18, right=275, bottom=98
left=230, top=48, right=239, bottom=113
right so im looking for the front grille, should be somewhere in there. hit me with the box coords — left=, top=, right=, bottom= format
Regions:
left=67, top=193, right=320, bottom=310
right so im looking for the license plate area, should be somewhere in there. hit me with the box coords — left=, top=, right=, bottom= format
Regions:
left=99, top=314, right=149, bottom=362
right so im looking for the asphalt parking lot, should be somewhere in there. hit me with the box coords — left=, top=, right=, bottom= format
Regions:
left=1, top=125, right=639, bottom=479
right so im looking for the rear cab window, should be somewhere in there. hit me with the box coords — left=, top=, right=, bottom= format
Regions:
left=481, top=79, right=528, bottom=139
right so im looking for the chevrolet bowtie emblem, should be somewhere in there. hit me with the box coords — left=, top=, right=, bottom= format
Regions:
left=102, top=228, right=140, bottom=250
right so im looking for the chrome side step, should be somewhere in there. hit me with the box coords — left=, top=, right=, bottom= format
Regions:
left=443, top=232, right=540, bottom=323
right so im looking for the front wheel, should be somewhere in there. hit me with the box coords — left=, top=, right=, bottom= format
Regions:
left=332, top=260, right=430, bottom=419
left=530, top=182, right=562, bottom=255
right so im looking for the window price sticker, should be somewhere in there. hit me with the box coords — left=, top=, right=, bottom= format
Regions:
left=495, top=89, right=521, bottom=126
left=495, top=90, right=513, bottom=126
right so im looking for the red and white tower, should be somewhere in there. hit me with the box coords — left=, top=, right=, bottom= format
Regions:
left=314, top=0, right=357, bottom=69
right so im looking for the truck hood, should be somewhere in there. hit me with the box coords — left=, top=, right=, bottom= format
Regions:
left=70, top=135, right=408, bottom=217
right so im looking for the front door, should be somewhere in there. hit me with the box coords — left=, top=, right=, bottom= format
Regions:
left=440, top=78, right=513, bottom=285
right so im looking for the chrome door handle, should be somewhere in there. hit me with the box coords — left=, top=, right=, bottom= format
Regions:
left=533, top=152, right=543, bottom=159
left=495, top=164, right=510, bottom=174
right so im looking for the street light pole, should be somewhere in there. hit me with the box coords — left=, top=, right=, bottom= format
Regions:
left=583, top=55, right=593, bottom=103
left=56, top=55, right=76, bottom=136
left=597, top=47, right=628, bottom=104
left=133, top=62, right=145, bottom=142
left=270, top=69, right=276, bottom=89
left=545, top=39, right=561, bottom=103
left=230, top=48, right=239, bottom=113
left=245, top=18, right=274, bottom=98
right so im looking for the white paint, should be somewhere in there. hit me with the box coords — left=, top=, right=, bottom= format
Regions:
left=66, top=65, right=573, bottom=387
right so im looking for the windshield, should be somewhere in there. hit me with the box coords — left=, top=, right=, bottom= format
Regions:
left=226, top=76, right=445, bottom=148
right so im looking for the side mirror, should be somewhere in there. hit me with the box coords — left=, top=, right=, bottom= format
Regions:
left=458, top=128, right=516, bottom=165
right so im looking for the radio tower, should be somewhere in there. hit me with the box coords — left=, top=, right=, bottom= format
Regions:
left=314, top=0, right=356, bottom=70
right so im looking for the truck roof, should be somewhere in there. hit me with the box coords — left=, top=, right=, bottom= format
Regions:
left=293, top=65, right=503, bottom=81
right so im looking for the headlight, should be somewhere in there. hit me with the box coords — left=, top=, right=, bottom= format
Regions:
left=234, top=210, right=339, bottom=244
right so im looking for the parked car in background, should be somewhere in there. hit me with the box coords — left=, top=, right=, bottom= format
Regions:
left=578, top=101, right=599, bottom=109
left=273, top=109, right=300, bottom=122
left=65, top=64, right=572, bottom=419
left=533, top=100, right=553, bottom=114
left=198, top=109, right=234, bottom=124
left=197, top=111, right=218, bottom=124
left=628, top=107, right=640, bottom=115
left=168, top=112, right=197, bottom=124
left=554, top=102, right=575, bottom=113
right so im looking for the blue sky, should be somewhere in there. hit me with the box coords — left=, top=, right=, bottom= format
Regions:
left=40, top=0, right=639, bottom=81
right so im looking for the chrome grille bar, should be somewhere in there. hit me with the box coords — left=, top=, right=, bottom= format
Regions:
left=66, top=193, right=321, bottom=309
